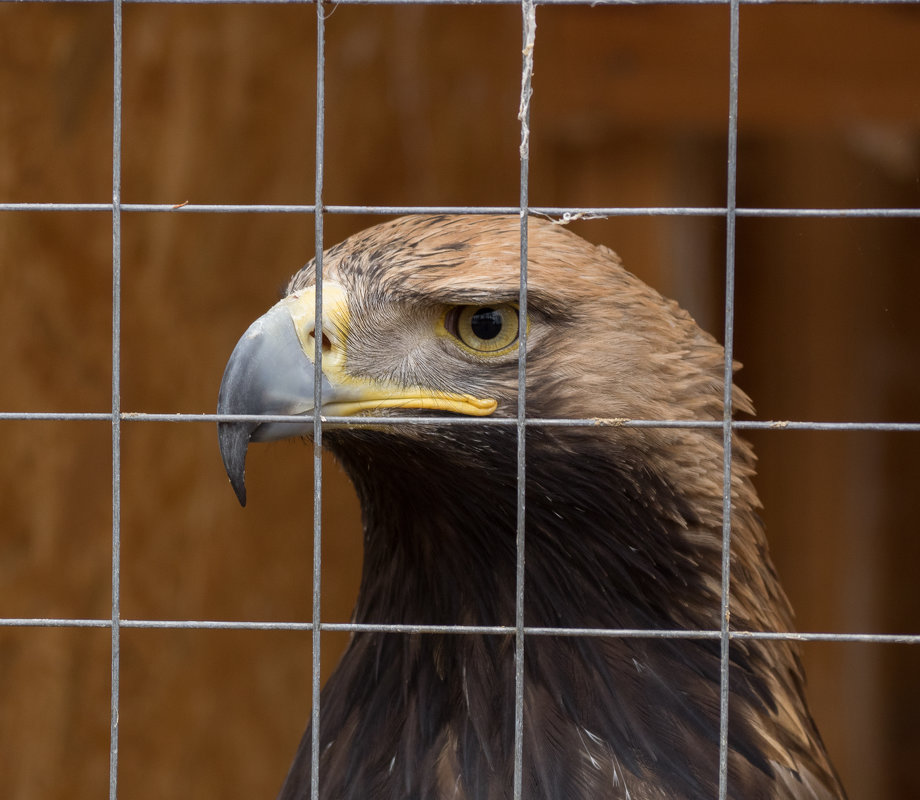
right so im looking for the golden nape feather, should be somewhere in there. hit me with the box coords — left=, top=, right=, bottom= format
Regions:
left=217, top=215, right=846, bottom=799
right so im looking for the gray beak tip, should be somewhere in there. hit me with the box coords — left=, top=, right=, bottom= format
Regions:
left=218, top=300, right=320, bottom=506
left=217, top=421, right=252, bottom=507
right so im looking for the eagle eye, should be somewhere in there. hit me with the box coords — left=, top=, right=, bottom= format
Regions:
left=444, top=304, right=519, bottom=354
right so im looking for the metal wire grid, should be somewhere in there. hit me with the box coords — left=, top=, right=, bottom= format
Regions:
left=5, top=0, right=920, bottom=5
left=2, top=1, right=920, bottom=800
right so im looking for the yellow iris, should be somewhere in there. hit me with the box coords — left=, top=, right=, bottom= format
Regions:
left=444, top=304, right=520, bottom=354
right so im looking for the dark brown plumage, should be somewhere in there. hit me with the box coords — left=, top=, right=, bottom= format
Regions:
left=217, top=215, right=846, bottom=799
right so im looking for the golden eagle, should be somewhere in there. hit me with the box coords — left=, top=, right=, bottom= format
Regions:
left=217, top=215, right=845, bottom=799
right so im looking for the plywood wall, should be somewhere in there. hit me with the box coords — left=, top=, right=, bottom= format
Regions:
left=1, top=5, right=918, bottom=799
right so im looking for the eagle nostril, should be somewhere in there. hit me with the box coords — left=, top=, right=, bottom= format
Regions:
left=307, top=329, right=333, bottom=354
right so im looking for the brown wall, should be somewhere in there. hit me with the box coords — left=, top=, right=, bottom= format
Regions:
left=1, top=4, right=918, bottom=799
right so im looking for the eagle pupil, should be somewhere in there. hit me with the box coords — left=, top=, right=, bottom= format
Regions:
left=470, top=308, right=503, bottom=340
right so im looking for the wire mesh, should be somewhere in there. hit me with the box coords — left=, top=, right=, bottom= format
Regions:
left=109, top=2, right=124, bottom=795
left=2, top=1, right=919, bottom=799
left=310, top=4, right=326, bottom=798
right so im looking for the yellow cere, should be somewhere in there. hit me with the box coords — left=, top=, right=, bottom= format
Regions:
left=285, top=282, right=350, bottom=374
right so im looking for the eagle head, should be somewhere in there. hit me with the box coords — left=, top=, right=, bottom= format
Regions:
left=216, top=215, right=845, bottom=800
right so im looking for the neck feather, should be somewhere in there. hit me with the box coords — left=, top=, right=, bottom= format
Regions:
left=331, top=426, right=723, bottom=633
left=276, top=426, right=832, bottom=800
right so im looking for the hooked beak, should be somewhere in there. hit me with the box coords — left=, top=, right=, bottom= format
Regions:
left=217, top=282, right=496, bottom=506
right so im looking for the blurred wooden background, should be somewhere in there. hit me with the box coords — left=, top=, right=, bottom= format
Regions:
left=1, top=3, right=918, bottom=798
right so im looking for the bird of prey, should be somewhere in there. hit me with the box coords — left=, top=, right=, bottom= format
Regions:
left=217, top=215, right=845, bottom=800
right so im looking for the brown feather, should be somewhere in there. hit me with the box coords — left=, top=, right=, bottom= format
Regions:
left=273, top=215, right=845, bottom=799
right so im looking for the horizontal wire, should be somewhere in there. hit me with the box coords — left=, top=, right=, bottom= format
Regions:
left=3, top=0, right=918, bottom=5
left=2, top=617, right=918, bottom=643
left=1, top=202, right=919, bottom=218
left=1, top=410, right=918, bottom=432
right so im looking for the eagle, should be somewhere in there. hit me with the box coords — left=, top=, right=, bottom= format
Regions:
left=217, top=215, right=845, bottom=800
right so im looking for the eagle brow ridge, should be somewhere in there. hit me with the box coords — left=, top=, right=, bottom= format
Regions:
left=376, top=284, right=572, bottom=319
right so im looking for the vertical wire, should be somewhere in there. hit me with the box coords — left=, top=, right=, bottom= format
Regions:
left=717, top=0, right=741, bottom=798
left=311, top=3, right=326, bottom=799
left=512, top=2, right=535, bottom=797
left=109, top=0, right=124, bottom=798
